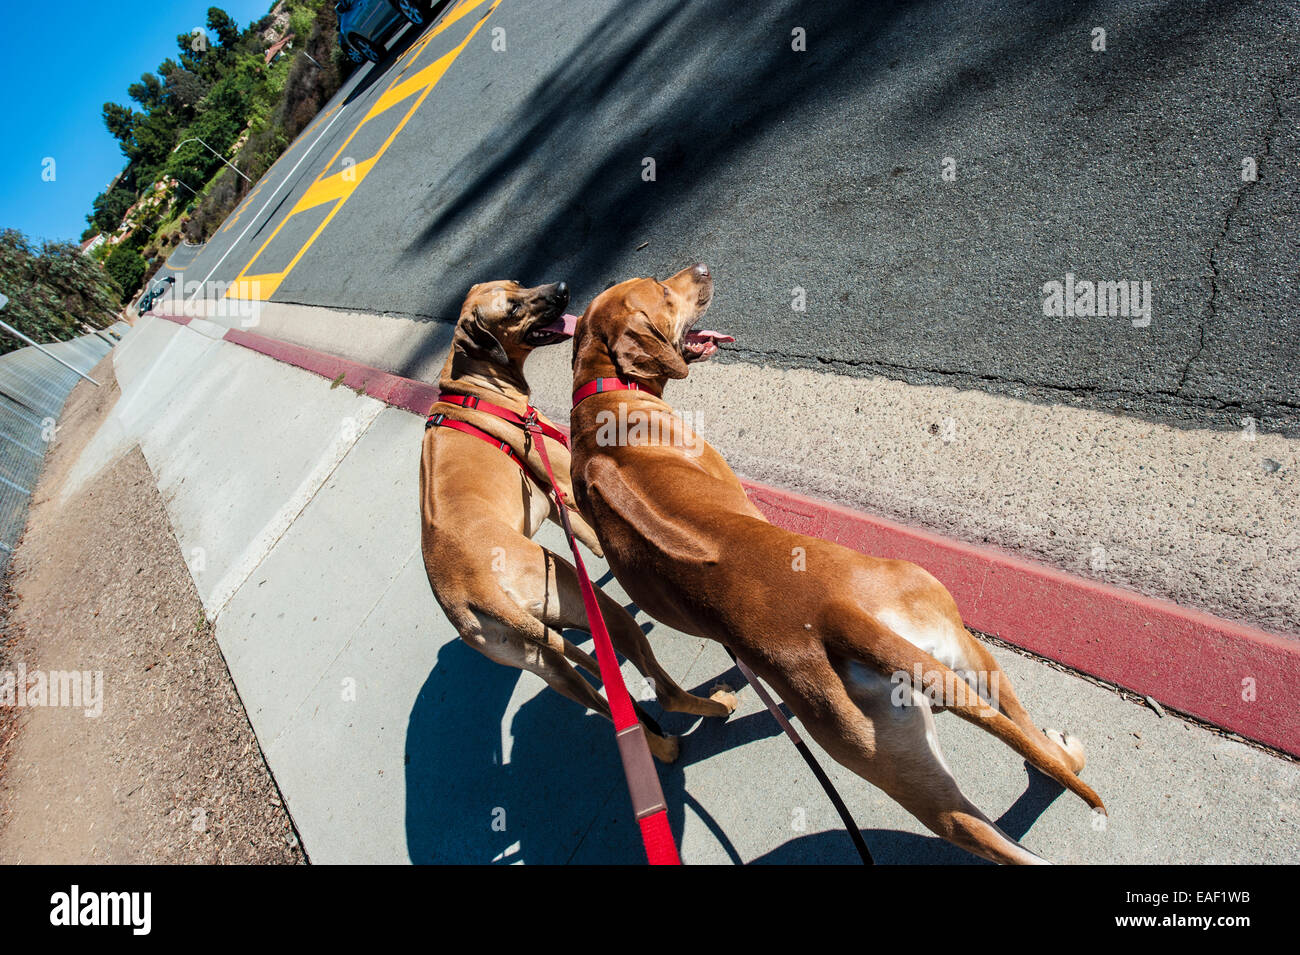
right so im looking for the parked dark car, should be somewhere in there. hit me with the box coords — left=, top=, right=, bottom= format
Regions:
left=135, top=275, right=176, bottom=315
left=336, top=0, right=452, bottom=64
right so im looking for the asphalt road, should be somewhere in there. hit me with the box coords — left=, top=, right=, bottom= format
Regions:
left=173, top=0, right=1300, bottom=434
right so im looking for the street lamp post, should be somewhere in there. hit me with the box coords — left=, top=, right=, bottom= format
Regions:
left=172, top=137, right=252, bottom=183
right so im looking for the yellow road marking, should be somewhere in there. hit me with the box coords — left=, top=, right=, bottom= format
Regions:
left=226, top=0, right=499, bottom=299
left=291, top=157, right=381, bottom=211
left=220, top=103, right=343, bottom=234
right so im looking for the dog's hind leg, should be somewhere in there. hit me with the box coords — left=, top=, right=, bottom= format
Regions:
left=810, top=653, right=1049, bottom=865
left=549, top=631, right=679, bottom=743
left=861, top=572, right=1091, bottom=778
left=494, top=539, right=730, bottom=721
left=472, top=610, right=681, bottom=764
left=819, top=608, right=1104, bottom=812
left=944, top=627, right=1087, bottom=775
left=540, top=552, right=737, bottom=719
left=556, top=635, right=601, bottom=679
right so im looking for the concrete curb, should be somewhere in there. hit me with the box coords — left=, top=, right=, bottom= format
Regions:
left=153, top=309, right=1300, bottom=758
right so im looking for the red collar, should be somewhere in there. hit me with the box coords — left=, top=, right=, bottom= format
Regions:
left=572, top=377, right=644, bottom=408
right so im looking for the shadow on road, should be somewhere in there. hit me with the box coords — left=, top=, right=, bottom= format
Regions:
left=393, top=0, right=1248, bottom=395
left=398, top=0, right=920, bottom=371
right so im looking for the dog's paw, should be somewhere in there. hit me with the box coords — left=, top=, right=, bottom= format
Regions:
left=650, top=733, right=681, bottom=764
left=1044, top=728, right=1086, bottom=774
left=709, top=684, right=740, bottom=714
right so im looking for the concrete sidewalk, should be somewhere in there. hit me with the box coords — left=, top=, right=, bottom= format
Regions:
left=70, top=314, right=1299, bottom=863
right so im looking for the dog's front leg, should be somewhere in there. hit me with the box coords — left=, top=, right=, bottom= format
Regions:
left=562, top=504, right=605, bottom=558
left=542, top=457, right=605, bottom=557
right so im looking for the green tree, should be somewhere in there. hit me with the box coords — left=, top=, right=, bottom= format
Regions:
left=207, top=7, right=241, bottom=51
left=176, top=27, right=211, bottom=77
left=127, top=72, right=166, bottom=111
left=129, top=109, right=181, bottom=184
left=0, top=230, right=120, bottom=353
left=85, top=184, right=136, bottom=234
left=159, top=58, right=209, bottom=123
left=102, top=102, right=139, bottom=151
left=103, top=244, right=148, bottom=300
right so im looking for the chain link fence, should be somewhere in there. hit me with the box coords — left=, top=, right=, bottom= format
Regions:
left=0, top=324, right=128, bottom=576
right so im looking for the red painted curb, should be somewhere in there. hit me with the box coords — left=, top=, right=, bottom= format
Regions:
left=155, top=312, right=192, bottom=326
left=153, top=311, right=1300, bottom=757
left=223, top=328, right=440, bottom=416
left=741, top=484, right=1299, bottom=758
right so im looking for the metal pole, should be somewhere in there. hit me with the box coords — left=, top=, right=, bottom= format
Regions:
left=0, top=319, right=99, bottom=386
left=173, top=137, right=252, bottom=183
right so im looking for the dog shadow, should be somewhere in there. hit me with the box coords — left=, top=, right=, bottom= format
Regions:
left=754, top=763, right=1068, bottom=865
left=405, top=641, right=1067, bottom=864
left=403, top=638, right=781, bottom=864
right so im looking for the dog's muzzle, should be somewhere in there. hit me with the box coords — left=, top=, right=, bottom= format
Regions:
left=524, top=282, right=575, bottom=346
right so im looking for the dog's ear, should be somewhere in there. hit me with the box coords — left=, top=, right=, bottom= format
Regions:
left=455, top=306, right=510, bottom=367
left=609, top=311, right=689, bottom=382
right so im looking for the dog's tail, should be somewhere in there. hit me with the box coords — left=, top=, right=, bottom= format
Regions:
left=824, top=619, right=1106, bottom=813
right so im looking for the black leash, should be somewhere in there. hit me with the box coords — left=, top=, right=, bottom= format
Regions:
left=725, top=648, right=873, bottom=865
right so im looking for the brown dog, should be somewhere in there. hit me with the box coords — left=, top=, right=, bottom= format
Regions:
left=568, top=263, right=1105, bottom=864
left=419, top=279, right=736, bottom=764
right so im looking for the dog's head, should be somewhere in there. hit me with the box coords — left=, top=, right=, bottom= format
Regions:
left=574, top=263, right=733, bottom=386
left=445, top=279, right=573, bottom=387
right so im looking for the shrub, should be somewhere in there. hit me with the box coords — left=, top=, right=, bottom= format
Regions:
left=104, top=244, right=148, bottom=298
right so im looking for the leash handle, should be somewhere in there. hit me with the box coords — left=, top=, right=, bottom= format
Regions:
left=726, top=649, right=873, bottom=865
left=527, top=417, right=681, bottom=866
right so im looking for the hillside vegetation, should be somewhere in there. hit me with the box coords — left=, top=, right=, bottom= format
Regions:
left=84, top=2, right=355, bottom=297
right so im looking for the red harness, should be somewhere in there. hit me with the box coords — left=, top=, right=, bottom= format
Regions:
left=426, top=393, right=566, bottom=482
left=435, top=392, right=568, bottom=444
left=426, top=385, right=681, bottom=865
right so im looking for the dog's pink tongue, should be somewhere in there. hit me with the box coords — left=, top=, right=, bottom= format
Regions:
left=686, top=329, right=735, bottom=346
left=537, top=313, right=579, bottom=338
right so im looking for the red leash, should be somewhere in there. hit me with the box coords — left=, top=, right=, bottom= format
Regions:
left=428, top=392, right=681, bottom=865
left=523, top=410, right=681, bottom=866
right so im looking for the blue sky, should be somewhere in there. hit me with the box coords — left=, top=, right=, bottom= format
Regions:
left=0, top=0, right=274, bottom=245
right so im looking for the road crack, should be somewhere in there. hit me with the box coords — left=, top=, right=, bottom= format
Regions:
left=1176, top=73, right=1286, bottom=393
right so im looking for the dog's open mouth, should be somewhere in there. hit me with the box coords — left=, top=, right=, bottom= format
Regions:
left=681, top=328, right=734, bottom=362
left=524, top=312, right=578, bottom=346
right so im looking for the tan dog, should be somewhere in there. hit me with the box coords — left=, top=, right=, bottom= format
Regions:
left=419, top=280, right=737, bottom=764
left=568, top=264, right=1105, bottom=864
